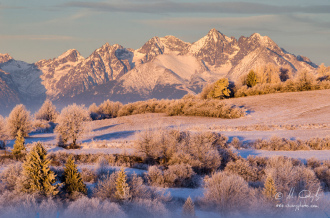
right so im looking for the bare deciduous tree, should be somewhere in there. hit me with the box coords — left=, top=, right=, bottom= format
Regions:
left=6, top=104, right=32, bottom=138
left=55, top=104, right=90, bottom=147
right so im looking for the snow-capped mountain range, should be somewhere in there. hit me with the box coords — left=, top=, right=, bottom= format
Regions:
left=0, top=29, right=318, bottom=114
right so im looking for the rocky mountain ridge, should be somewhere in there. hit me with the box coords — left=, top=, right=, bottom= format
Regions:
left=0, top=29, right=318, bottom=114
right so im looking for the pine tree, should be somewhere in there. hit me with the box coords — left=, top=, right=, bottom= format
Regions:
left=64, top=155, right=87, bottom=195
left=12, top=130, right=26, bottom=157
left=21, top=142, right=58, bottom=196
left=246, top=70, right=258, bottom=87
left=182, top=196, right=195, bottom=217
left=115, top=167, right=130, bottom=201
left=263, top=173, right=277, bottom=200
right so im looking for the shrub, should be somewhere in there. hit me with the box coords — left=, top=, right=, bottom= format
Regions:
left=117, top=98, right=244, bottom=119
left=224, top=159, right=258, bottom=182
left=202, top=171, right=252, bottom=214
left=230, top=137, right=242, bottom=149
left=0, top=115, right=7, bottom=150
left=98, top=100, right=123, bottom=119
left=63, top=196, right=126, bottom=218
left=265, top=156, right=320, bottom=195
left=0, top=163, right=22, bottom=191
left=6, top=104, right=32, bottom=138
left=80, top=168, right=98, bottom=183
left=93, top=172, right=118, bottom=201
left=55, top=104, right=91, bottom=147
left=146, top=166, right=165, bottom=187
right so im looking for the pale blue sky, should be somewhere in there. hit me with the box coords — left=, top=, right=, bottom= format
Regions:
left=0, top=0, right=329, bottom=65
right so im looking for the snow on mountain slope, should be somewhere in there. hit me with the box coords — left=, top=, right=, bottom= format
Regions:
left=0, top=60, right=45, bottom=97
left=0, top=28, right=319, bottom=113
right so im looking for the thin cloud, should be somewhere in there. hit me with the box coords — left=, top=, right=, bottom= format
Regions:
left=61, top=1, right=330, bottom=14
left=139, top=15, right=330, bottom=34
left=0, top=35, right=76, bottom=41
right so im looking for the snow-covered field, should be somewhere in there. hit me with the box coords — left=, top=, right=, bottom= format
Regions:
left=6, top=89, right=329, bottom=161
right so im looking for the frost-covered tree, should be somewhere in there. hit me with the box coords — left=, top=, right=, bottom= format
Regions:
left=20, top=142, right=58, bottom=196
left=246, top=70, right=258, bottom=87
left=6, top=104, right=32, bottom=138
left=98, top=100, right=123, bottom=118
left=207, top=78, right=231, bottom=99
left=35, top=99, right=58, bottom=122
left=55, top=104, right=90, bottom=147
left=64, top=156, right=87, bottom=195
left=12, top=130, right=26, bottom=157
left=263, top=173, right=277, bottom=200
left=0, top=115, right=8, bottom=149
left=182, top=196, right=195, bottom=217
left=115, top=167, right=130, bottom=201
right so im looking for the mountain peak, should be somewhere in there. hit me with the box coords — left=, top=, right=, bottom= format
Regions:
left=58, top=49, right=84, bottom=62
left=0, top=53, right=13, bottom=63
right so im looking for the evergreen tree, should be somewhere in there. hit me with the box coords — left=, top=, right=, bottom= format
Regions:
left=115, top=167, right=130, bottom=201
left=207, top=78, right=231, bottom=99
left=12, top=130, right=26, bottom=157
left=246, top=70, right=258, bottom=87
left=182, top=196, right=195, bottom=217
left=21, top=142, right=58, bottom=196
left=263, top=173, right=277, bottom=200
left=64, top=155, right=87, bottom=195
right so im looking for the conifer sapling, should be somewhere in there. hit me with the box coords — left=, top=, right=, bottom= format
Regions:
left=115, top=167, right=131, bottom=201
left=182, top=196, right=195, bottom=217
left=64, top=155, right=87, bottom=195
left=21, top=142, right=58, bottom=196
left=12, top=130, right=26, bottom=157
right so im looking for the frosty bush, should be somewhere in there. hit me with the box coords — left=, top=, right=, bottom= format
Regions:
left=0, top=115, right=7, bottom=149
left=146, top=164, right=196, bottom=188
left=265, top=156, right=320, bottom=195
left=80, top=168, right=98, bottom=183
left=6, top=104, right=32, bottom=138
left=55, top=104, right=91, bottom=147
left=0, top=163, right=22, bottom=191
left=98, top=100, right=123, bottom=119
left=224, top=159, right=258, bottom=182
left=93, top=172, right=118, bottom=201
left=117, top=98, right=244, bottom=119
left=202, top=171, right=252, bottom=214
left=35, top=99, right=58, bottom=122
left=63, top=196, right=126, bottom=218
left=127, top=198, right=169, bottom=218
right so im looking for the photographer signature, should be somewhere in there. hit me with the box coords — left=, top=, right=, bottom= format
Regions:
left=275, top=186, right=321, bottom=202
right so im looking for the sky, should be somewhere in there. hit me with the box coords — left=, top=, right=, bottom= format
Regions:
left=0, top=0, right=329, bottom=66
